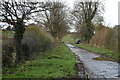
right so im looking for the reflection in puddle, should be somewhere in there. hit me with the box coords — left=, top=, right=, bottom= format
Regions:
left=92, top=57, right=112, bottom=61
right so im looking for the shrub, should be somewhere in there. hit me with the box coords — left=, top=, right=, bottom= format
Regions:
left=90, top=27, right=108, bottom=48
left=104, top=28, right=114, bottom=49
left=90, top=27, right=118, bottom=52
left=22, top=24, right=54, bottom=60
left=2, top=31, right=14, bottom=68
left=42, top=33, right=54, bottom=51
left=104, top=27, right=118, bottom=51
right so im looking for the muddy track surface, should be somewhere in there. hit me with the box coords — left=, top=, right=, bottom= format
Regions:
left=65, top=43, right=120, bottom=80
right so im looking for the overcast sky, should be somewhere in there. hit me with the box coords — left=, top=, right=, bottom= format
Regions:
left=64, top=0, right=120, bottom=27
left=103, top=0, right=119, bottom=27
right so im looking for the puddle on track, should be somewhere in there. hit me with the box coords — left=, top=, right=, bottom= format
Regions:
left=92, top=57, right=113, bottom=61
left=65, top=43, right=120, bottom=79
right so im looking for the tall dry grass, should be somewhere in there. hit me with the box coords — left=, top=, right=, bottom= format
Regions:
left=90, top=27, right=118, bottom=52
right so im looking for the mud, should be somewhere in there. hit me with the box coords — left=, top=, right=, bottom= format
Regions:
left=92, top=56, right=113, bottom=61
left=75, top=55, right=89, bottom=79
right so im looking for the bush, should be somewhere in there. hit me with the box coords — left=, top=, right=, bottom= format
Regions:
left=104, top=27, right=118, bottom=51
left=90, top=27, right=108, bottom=48
left=2, top=25, right=54, bottom=67
left=22, top=24, right=54, bottom=60
left=2, top=31, right=15, bottom=68
left=90, top=27, right=118, bottom=52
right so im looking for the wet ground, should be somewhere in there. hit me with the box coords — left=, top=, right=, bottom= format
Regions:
left=65, top=43, right=120, bottom=79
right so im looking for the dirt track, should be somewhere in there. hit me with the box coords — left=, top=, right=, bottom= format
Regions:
left=65, top=43, right=119, bottom=79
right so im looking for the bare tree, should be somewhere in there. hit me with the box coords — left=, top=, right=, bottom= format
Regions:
left=92, top=15, right=105, bottom=31
left=0, top=0, right=48, bottom=63
left=38, top=1, right=69, bottom=42
left=73, top=0, right=103, bottom=43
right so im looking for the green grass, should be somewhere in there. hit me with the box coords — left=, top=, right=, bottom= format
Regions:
left=63, top=34, right=118, bottom=61
left=62, top=34, right=75, bottom=43
left=3, top=44, right=76, bottom=78
left=74, top=44, right=118, bottom=61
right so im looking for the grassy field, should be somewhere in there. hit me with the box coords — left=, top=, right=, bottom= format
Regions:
left=62, top=34, right=119, bottom=61
left=3, top=44, right=76, bottom=78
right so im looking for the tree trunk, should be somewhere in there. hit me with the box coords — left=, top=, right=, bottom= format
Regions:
left=15, top=38, right=23, bottom=64
left=14, top=22, right=25, bottom=64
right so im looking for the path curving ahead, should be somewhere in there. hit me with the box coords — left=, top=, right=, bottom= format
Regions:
left=65, top=43, right=120, bottom=79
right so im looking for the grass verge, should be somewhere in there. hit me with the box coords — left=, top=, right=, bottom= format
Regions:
left=3, top=44, right=76, bottom=78
left=74, top=44, right=118, bottom=61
